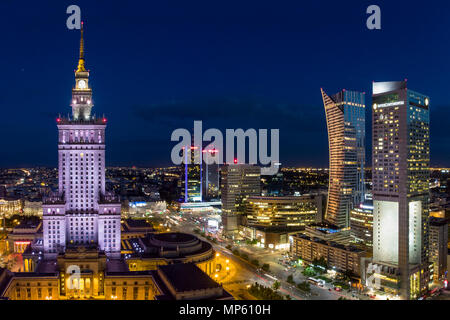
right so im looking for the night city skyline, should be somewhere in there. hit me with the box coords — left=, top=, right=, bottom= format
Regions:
left=2, top=0, right=450, bottom=306
left=1, top=0, right=450, bottom=168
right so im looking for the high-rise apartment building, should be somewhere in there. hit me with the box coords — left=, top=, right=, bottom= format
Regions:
left=371, top=80, right=431, bottom=299
left=321, top=89, right=366, bottom=228
left=221, top=164, right=261, bottom=235
left=42, top=24, right=121, bottom=259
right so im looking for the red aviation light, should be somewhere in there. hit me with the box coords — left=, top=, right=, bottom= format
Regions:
left=234, top=158, right=238, bottom=164
left=56, top=118, right=61, bottom=123
left=102, top=118, right=107, bottom=123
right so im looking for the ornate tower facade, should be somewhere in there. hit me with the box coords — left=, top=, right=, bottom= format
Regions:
left=43, top=23, right=121, bottom=259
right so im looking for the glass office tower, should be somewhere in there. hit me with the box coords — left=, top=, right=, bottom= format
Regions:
left=181, top=145, right=202, bottom=203
left=321, top=89, right=366, bottom=228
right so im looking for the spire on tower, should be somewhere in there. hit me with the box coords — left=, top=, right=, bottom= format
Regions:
left=76, top=21, right=86, bottom=73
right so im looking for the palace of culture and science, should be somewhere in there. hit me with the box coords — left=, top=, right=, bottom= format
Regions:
left=0, top=25, right=230, bottom=301
left=43, top=23, right=121, bottom=259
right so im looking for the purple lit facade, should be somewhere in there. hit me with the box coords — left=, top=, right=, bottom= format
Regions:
left=42, top=25, right=121, bottom=259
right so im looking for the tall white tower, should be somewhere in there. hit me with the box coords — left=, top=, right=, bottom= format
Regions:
left=43, top=23, right=121, bottom=259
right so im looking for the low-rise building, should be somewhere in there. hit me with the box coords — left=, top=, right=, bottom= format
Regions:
left=155, top=263, right=233, bottom=300
left=124, top=232, right=216, bottom=276
left=244, top=196, right=318, bottom=230
left=23, top=200, right=42, bottom=217
left=121, top=219, right=155, bottom=240
left=7, top=220, right=42, bottom=254
left=429, top=217, right=448, bottom=282
left=350, top=201, right=373, bottom=246
left=290, top=233, right=366, bottom=276
left=0, top=197, right=22, bottom=218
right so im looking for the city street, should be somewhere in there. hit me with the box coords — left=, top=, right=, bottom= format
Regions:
left=166, top=209, right=367, bottom=300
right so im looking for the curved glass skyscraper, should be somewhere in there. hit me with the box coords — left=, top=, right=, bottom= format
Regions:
left=321, top=89, right=366, bottom=228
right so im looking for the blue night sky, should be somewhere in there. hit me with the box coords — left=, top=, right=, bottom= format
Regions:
left=1, top=0, right=449, bottom=168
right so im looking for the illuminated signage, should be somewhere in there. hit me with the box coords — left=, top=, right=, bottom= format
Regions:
left=373, top=101, right=404, bottom=109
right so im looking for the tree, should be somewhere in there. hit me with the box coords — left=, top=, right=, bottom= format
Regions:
left=272, top=281, right=281, bottom=291
left=302, top=267, right=316, bottom=277
left=251, top=259, right=260, bottom=267
left=247, top=283, right=285, bottom=300
left=287, top=274, right=295, bottom=284
left=312, top=257, right=328, bottom=274
left=297, top=281, right=311, bottom=292
left=262, top=263, right=270, bottom=272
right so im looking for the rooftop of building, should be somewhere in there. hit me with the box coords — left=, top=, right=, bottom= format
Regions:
left=430, top=217, right=448, bottom=227
left=0, top=195, right=21, bottom=201
left=251, top=226, right=305, bottom=233
left=106, top=259, right=129, bottom=273
left=158, top=263, right=220, bottom=292
left=34, top=260, right=59, bottom=274
left=293, top=233, right=365, bottom=253
left=123, top=232, right=213, bottom=260
left=306, top=222, right=341, bottom=233
left=0, top=269, right=14, bottom=297
left=152, top=232, right=196, bottom=243
left=122, top=218, right=155, bottom=231
left=245, top=195, right=321, bottom=203
left=14, top=219, right=41, bottom=230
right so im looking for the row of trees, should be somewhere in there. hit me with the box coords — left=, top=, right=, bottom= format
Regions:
left=286, top=274, right=311, bottom=293
left=193, top=228, right=218, bottom=243
left=248, top=283, right=289, bottom=300
left=229, top=247, right=270, bottom=271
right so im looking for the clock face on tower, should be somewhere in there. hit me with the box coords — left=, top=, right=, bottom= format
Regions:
left=78, top=79, right=87, bottom=89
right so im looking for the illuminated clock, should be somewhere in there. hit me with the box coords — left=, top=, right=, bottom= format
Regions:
left=78, top=80, right=87, bottom=89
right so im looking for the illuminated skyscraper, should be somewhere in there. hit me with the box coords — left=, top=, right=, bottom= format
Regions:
left=371, top=80, right=431, bottom=300
left=321, top=89, right=365, bottom=228
left=202, top=148, right=220, bottom=201
left=42, top=24, right=121, bottom=259
left=221, top=164, right=261, bottom=236
left=181, top=145, right=202, bottom=202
